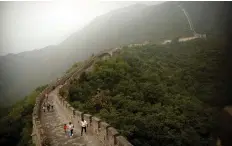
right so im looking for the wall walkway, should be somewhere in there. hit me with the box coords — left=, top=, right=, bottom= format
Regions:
left=31, top=47, right=132, bottom=146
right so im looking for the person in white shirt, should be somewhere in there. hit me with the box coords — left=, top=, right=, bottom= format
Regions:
left=42, top=105, right=46, bottom=112
left=68, top=122, right=74, bottom=137
left=80, top=118, right=87, bottom=136
left=45, top=93, right=48, bottom=100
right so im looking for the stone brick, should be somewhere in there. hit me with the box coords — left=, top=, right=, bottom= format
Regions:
left=67, top=104, right=73, bottom=113
left=99, top=122, right=110, bottom=145
left=70, top=107, right=75, bottom=115
left=74, top=110, right=83, bottom=124
left=61, top=98, right=65, bottom=106
left=64, top=101, right=68, bottom=108
left=108, top=127, right=119, bottom=146
left=92, top=117, right=101, bottom=135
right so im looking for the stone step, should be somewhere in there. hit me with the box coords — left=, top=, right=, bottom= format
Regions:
left=40, top=88, right=101, bottom=146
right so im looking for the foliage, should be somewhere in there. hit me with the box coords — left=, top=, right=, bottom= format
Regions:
left=0, top=85, right=47, bottom=146
left=66, top=62, right=83, bottom=74
left=68, top=38, right=225, bottom=146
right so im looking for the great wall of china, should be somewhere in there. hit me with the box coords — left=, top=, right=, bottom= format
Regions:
left=31, top=47, right=133, bottom=146
left=30, top=5, right=212, bottom=144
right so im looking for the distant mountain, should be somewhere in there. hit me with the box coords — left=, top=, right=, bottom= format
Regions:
left=0, top=1, right=230, bottom=105
left=180, top=1, right=232, bottom=36
left=63, top=2, right=191, bottom=50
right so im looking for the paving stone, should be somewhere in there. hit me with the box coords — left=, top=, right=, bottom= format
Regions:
left=40, top=87, right=102, bottom=146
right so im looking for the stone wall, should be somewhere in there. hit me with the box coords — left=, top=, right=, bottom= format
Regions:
left=31, top=86, right=54, bottom=146
left=32, top=47, right=132, bottom=146
left=55, top=93, right=133, bottom=146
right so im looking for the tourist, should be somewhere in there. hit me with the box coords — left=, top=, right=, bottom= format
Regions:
left=64, top=124, right=67, bottom=135
left=47, top=103, right=50, bottom=112
left=42, top=105, right=46, bottom=112
left=68, top=122, right=74, bottom=137
left=45, top=93, right=48, bottom=100
left=80, top=118, right=87, bottom=136
left=51, top=103, right=54, bottom=111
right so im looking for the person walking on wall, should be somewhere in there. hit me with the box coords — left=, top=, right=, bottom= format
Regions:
left=47, top=103, right=50, bottom=112
left=68, top=122, right=74, bottom=137
left=42, top=105, right=46, bottom=112
left=45, top=93, right=48, bottom=101
left=64, top=124, right=67, bottom=136
left=51, top=102, right=54, bottom=111
left=80, top=118, right=87, bottom=136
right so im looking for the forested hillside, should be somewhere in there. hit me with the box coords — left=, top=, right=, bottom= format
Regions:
left=0, top=1, right=231, bottom=145
left=0, top=85, right=47, bottom=146
left=1, top=2, right=231, bottom=105
left=64, top=38, right=226, bottom=146
left=64, top=2, right=191, bottom=48
left=0, top=1, right=192, bottom=105
left=0, top=46, right=88, bottom=105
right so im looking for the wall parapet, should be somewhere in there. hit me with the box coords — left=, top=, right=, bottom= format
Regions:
left=56, top=94, right=133, bottom=146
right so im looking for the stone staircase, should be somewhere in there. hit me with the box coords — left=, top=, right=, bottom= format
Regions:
left=40, top=87, right=101, bottom=146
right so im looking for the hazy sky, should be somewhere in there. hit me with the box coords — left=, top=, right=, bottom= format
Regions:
left=0, top=0, right=162, bottom=56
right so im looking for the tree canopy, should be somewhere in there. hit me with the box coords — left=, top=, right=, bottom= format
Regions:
left=0, top=84, right=47, bottom=146
left=66, top=38, right=226, bottom=146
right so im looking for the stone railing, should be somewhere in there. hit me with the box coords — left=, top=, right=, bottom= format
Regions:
left=31, top=47, right=132, bottom=146
left=31, top=77, right=67, bottom=146
left=55, top=92, right=132, bottom=146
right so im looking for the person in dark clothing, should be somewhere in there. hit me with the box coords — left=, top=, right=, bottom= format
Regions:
left=47, top=103, right=50, bottom=112
left=51, top=103, right=54, bottom=110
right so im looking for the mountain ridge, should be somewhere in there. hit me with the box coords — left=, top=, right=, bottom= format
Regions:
left=0, top=1, right=229, bottom=105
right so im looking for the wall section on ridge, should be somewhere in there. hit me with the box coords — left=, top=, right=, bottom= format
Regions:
left=31, top=47, right=132, bottom=146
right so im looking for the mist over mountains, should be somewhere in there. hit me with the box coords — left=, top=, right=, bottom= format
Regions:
left=0, top=1, right=230, bottom=105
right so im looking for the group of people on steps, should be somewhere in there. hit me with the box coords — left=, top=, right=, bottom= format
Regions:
left=63, top=119, right=88, bottom=138
left=42, top=93, right=54, bottom=112
left=64, top=122, right=74, bottom=137
left=43, top=92, right=88, bottom=138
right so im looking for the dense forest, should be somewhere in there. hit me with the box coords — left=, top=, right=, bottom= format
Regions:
left=63, top=38, right=227, bottom=146
left=0, top=85, right=47, bottom=146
